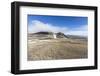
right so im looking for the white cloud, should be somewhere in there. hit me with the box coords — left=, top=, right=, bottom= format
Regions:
left=65, top=30, right=87, bottom=36
left=65, top=25, right=88, bottom=36
left=28, top=20, right=68, bottom=33
left=28, top=20, right=88, bottom=36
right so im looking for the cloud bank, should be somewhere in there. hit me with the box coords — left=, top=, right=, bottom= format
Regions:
left=28, top=20, right=88, bottom=36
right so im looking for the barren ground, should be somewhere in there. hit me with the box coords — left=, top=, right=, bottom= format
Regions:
left=27, top=38, right=87, bottom=61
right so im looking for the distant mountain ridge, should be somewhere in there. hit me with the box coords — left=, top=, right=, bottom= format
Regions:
left=28, top=31, right=87, bottom=40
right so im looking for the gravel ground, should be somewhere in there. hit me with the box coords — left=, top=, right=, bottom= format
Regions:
left=27, top=39, right=88, bottom=61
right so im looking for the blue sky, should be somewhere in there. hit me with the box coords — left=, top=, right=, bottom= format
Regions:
left=28, top=15, right=88, bottom=36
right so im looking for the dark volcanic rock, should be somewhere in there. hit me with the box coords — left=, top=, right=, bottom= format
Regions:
left=56, top=32, right=68, bottom=38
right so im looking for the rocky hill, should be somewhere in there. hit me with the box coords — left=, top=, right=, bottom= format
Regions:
left=28, top=31, right=87, bottom=40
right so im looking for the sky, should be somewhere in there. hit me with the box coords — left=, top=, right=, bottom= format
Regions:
left=28, top=15, right=88, bottom=36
